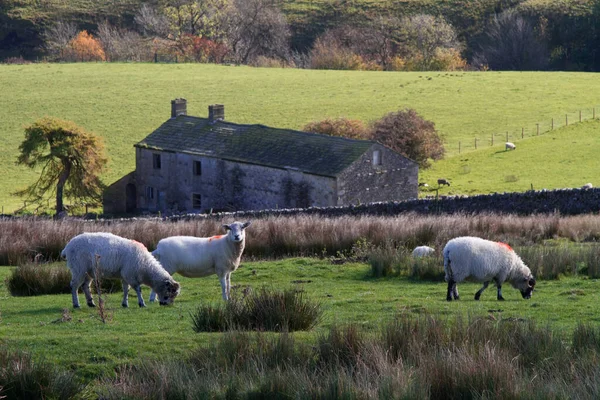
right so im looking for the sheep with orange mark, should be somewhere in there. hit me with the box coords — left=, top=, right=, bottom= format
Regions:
left=150, top=221, right=251, bottom=301
left=443, top=236, right=535, bottom=302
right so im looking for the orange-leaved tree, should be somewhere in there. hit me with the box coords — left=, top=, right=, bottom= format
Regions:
left=303, top=117, right=369, bottom=140
left=15, top=117, right=108, bottom=215
left=69, top=30, right=106, bottom=62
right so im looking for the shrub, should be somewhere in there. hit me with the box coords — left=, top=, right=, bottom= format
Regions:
left=368, top=243, right=403, bottom=277
left=302, top=117, right=369, bottom=140
left=368, top=108, right=445, bottom=169
left=67, top=31, right=106, bottom=62
left=410, top=255, right=445, bottom=281
left=190, top=287, right=322, bottom=332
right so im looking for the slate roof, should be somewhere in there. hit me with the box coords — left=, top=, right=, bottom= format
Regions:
left=135, top=115, right=376, bottom=177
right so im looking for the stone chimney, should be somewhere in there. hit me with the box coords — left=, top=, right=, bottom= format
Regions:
left=171, top=98, right=187, bottom=118
left=208, top=104, right=225, bottom=123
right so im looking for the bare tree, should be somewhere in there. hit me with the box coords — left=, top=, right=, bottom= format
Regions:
left=223, top=0, right=291, bottom=64
left=134, top=3, right=170, bottom=38
left=401, top=14, right=462, bottom=69
left=97, top=22, right=153, bottom=62
left=42, top=21, right=78, bottom=61
left=352, top=16, right=403, bottom=70
left=473, top=10, right=548, bottom=70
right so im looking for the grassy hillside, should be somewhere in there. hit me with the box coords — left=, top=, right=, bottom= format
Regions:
left=421, top=119, right=600, bottom=194
left=1, top=258, right=598, bottom=380
left=1, top=63, right=600, bottom=212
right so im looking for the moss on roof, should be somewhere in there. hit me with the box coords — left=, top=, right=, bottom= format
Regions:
left=135, top=116, right=375, bottom=177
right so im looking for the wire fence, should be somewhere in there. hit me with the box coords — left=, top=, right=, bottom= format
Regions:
left=454, top=106, right=600, bottom=154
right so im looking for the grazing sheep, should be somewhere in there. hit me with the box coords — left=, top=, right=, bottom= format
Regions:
left=61, top=232, right=180, bottom=308
left=505, top=142, right=516, bottom=150
left=412, top=246, right=435, bottom=257
left=582, top=183, right=593, bottom=189
left=437, top=178, right=450, bottom=186
left=443, top=236, right=535, bottom=302
left=150, top=221, right=251, bottom=301
left=418, top=182, right=429, bottom=188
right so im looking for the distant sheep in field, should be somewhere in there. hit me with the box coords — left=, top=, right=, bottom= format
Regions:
left=412, top=246, right=435, bottom=257
left=437, top=178, right=450, bottom=186
left=61, top=232, right=180, bottom=308
left=150, top=221, right=251, bottom=301
left=418, top=182, right=429, bottom=188
left=443, top=236, right=535, bottom=302
left=505, top=142, right=516, bottom=151
left=582, top=183, right=593, bottom=189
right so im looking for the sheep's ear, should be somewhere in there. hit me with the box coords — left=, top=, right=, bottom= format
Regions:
left=223, top=224, right=231, bottom=231
left=529, top=278, right=536, bottom=287
left=242, top=221, right=251, bottom=229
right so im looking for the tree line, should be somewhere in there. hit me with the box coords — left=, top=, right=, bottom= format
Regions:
left=3, top=0, right=600, bottom=71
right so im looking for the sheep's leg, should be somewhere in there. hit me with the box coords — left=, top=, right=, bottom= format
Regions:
left=70, top=274, right=86, bottom=308
left=226, top=272, right=232, bottom=299
left=452, top=283, right=459, bottom=300
left=495, top=279, right=505, bottom=301
left=474, top=281, right=490, bottom=301
left=446, top=279, right=455, bottom=301
left=149, top=289, right=157, bottom=303
left=82, top=275, right=96, bottom=307
left=219, top=274, right=228, bottom=301
left=133, top=285, right=146, bottom=307
left=121, top=280, right=130, bottom=308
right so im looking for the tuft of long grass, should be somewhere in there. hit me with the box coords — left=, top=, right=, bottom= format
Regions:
left=0, top=348, right=82, bottom=400
left=6, top=262, right=71, bottom=296
left=6, top=262, right=122, bottom=296
left=190, top=287, right=322, bottom=332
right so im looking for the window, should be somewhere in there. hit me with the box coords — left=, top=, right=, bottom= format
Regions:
left=153, top=153, right=161, bottom=169
left=372, top=150, right=382, bottom=166
left=193, top=160, right=202, bottom=176
left=146, top=186, right=155, bottom=200
left=192, top=193, right=202, bottom=209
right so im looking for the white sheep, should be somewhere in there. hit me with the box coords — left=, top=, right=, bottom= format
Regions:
left=150, top=221, right=251, bottom=301
left=582, top=183, right=593, bottom=189
left=443, top=236, right=535, bottom=301
left=412, top=245, right=435, bottom=257
left=505, top=142, right=516, bottom=150
left=61, top=232, right=180, bottom=308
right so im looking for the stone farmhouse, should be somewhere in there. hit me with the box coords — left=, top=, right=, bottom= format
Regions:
left=103, top=99, right=418, bottom=215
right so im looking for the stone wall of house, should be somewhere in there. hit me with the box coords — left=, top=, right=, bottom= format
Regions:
left=133, top=148, right=337, bottom=213
left=337, top=144, right=418, bottom=205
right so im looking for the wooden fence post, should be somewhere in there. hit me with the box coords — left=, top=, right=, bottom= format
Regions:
left=537, top=123, right=540, bottom=135
left=459, top=141, right=461, bottom=153
left=580, top=110, right=582, bottom=122
left=521, top=127, right=524, bottom=139
left=594, top=108, right=596, bottom=119
left=475, top=138, right=477, bottom=149
left=491, top=133, right=494, bottom=145
left=566, top=114, right=568, bottom=126
left=552, top=118, right=554, bottom=129
left=506, top=131, right=508, bottom=142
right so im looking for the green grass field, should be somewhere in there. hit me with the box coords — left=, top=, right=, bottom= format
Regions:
left=1, top=64, right=600, bottom=212
left=1, top=257, right=599, bottom=381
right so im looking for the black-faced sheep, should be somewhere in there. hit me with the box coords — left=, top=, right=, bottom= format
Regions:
left=437, top=178, right=450, bottom=186
left=443, top=236, right=535, bottom=301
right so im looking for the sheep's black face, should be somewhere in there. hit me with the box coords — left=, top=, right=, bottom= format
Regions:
left=521, top=278, right=536, bottom=299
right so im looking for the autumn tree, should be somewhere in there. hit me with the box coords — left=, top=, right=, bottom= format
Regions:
left=68, top=31, right=106, bottom=62
left=15, top=118, right=108, bottom=215
left=303, top=117, right=369, bottom=140
left=368, top=109, right=445, bottom=169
